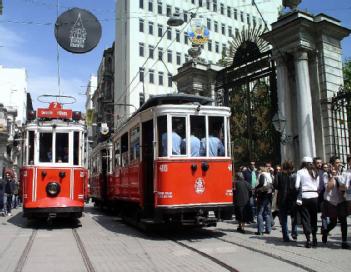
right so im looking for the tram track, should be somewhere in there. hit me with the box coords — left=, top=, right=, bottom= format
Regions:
left=14, top=229, right=38, bottom=272
left=72, top=228, right=96, bottom=272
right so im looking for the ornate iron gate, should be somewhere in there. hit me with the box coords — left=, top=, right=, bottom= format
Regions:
left=330, top=88, right=351, bottom=161
left=216, top=27, right=280, bottom=167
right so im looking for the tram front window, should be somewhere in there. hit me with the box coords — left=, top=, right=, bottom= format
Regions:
left=56, top=133, right=69, bottom=163
left=190, top=116, right=205, bottom=157
left=39, top=133, right=53, bottom=162
left=201, top=117, right=225, bottom=157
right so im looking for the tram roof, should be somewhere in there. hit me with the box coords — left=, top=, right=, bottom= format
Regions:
left=136, top=94, right=214, bottom=114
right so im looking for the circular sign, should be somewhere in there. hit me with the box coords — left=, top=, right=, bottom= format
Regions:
left=194, top=178, right=205, bottom=194
left=55, top=8, right=102, bottom=54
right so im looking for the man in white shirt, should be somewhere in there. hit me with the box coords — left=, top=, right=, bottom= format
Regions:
left=295, top=156, right=319, bottom=248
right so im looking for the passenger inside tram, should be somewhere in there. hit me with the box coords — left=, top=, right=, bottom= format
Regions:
left=200, top=118, right=225, bottom=157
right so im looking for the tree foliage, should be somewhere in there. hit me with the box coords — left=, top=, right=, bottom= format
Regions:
left=343, top=58, right=351, bottom=90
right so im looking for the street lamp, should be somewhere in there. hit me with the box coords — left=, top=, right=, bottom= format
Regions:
left=272, top=112, right=292, bottom=144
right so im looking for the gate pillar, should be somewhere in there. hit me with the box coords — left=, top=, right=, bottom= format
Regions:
left=262, top=11, right=350, bottom=163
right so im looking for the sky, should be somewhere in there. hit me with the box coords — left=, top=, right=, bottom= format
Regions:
left=0, top=0, right=350, bottom=112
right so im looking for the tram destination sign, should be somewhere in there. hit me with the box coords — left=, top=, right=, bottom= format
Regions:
left=54, top=8, right=102, bottom=54
left=37, top=102, right=73, bottom=119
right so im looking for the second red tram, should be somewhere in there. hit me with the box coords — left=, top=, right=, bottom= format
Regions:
left=20, top=101, right=88, bottom=219
left=89, top=94, right=233, bottom=226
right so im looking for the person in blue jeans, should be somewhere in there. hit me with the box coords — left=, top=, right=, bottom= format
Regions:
left=274, top=160, right=298, bottom=242
left=255, top=167, right=273, bottom=235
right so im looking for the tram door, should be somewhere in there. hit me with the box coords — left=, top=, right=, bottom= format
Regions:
left=142, top=120, right=154, bottom=216
left=100, top=149, right=108, bottom=201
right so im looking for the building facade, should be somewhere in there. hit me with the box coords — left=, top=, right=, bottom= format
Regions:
left=91, top=45, right=115, bottom=146
left=0, top=65, right=28, bottom=126
left=114, top=0, right=282, bottom=127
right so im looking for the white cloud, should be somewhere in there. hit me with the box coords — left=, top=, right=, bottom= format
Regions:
left=29, top=76, right=87, bottom=112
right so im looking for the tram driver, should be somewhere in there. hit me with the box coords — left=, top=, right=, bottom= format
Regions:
left=161, top=118, right=184, bottom=156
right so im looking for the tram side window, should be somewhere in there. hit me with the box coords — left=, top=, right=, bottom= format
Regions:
left=73, top=132, right=79, bottom=165
left=56, top=133, right=69, bottom=163
left=172, top=116, right=186, bottom=156
left=114, top=140, right=121, bottom=167
left=190, top=116, right=205, bottom=157
left=28, top=131, right=34, bottom=164
left=130, top=126, right=140, bottom=162
left=121, top=132, right=129, bottom=167
left=39, top=133, right=53, bottom=162
left=201, top=117, right=225, bottom=157
left=157, top=116, right=167, bottom=157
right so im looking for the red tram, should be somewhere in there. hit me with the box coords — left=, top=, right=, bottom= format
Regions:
left=89, top=94, right=233, bottom=226
left=20, top=100, right=88, bottom=219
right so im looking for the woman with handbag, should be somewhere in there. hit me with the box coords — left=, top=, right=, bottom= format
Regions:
left=322, top=156, right=350, bottom=249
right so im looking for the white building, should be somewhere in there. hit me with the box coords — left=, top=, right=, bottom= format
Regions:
left=85, top=75, right=97, bottom=111
left=114, top=0, right=282, bottom=126
left=0, top=65, right=28, bottom=126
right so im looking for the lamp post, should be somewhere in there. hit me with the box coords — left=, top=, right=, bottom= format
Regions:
left=272, top=112, right=292, bottom=144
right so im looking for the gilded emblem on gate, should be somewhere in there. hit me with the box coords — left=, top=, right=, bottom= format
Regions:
left=194, top=178, right=205, bottom=194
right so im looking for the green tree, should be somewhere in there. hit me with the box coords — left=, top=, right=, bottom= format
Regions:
left=343, top=58, right=351, bottom=90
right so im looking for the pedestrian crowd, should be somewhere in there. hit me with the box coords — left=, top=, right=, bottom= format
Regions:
left=0, top=169, right=20, bottom=217
left=233, top=155, right=351, bottom=249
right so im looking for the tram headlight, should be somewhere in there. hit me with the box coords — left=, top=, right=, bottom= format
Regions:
left=46, top=182, right=61, bottom=197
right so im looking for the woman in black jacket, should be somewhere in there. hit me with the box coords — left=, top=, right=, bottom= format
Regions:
left=234, top=172, right=252, bottom=233
left=274, top=160, right=298, bottom=242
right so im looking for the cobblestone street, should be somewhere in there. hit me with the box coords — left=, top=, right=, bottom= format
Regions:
left=0, top=204, right=349, bottom=272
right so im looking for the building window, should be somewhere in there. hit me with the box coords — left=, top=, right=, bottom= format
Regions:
left=191, top=0, right=195, bottom=4
left=176, top=30, right=180, bottom=42
left=168, top=73, right=172, bottom=87
left=166, top=5, right=171, bottom=16
left=253, top=16, right=256, bottom=27
left=221, top=23, right=225, bottom=35
left=175, top=7, right=180, bottom=15
left=214, top=21, right=218, bottom=32
left=234, top=9, right=237, bottom=20
left=235, top=28, right=239, bottom=37
left=176, top=52, right=181, bottom=65
left=222, top=44, right=226, bottom=54
left=213, top=0, right=217, bottom=12
left=247, top=14, right=250, bottom=25
left=220, top=3, right=224, bottom=15
left=139, top=19, right=144, bottom=32
left=158, top=24, right=163, bottom=37
left=227, top=7, right=231, bottom=17
left=148, top=0, right=153, bottom=12
left=199, top=0, right=203, bottom=7
left=158, top=47, right=163, bottom=61
left=228, top=26, right=232, bottom=37
left=139, top=42, right=144, bottom=57
left=207, top=18, right=211, bottom=30
left=206, top=0, right=210, bottom=9
left=149, top=69, right=154, bottom=84
left=208, top=40, right=212, bottom=51
left=167, top=27, right=172, bottom=40
left=185, top=54, right=190, bottom=62
left=184, top=33, right=188, bottom=44
left=149, top=45, right=154, bottom=59
left=184, top=12, right=188, bottom=22
left=240, top=11, right=244, bottom=22
left=167, top=50, right=172, bottom=63
left=139, top=67, right=144, bottom=82
left=139, top=0, right=144, bottom=9
left=157, top=0, right=162, bottom=14
left=215, top=42, right=219, bottom=53
left=158, top=72, right=164, bottom=85
left=149, top=22, right=154, bottom=35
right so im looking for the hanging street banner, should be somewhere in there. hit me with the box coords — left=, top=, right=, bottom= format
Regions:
left=55, top=8, right=102, bottom=54
left=187, top=18, right=209, bottom=45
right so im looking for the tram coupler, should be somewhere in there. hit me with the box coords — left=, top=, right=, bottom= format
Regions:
left=47, top=213, right=57, bottom=224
